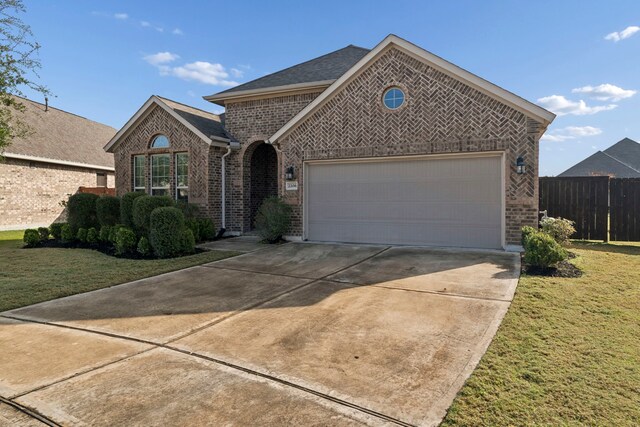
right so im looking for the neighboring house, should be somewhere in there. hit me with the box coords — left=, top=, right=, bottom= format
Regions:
left=105, top=34, right=555, bottom=250
left=558, top=138, right=640, bottom=178
left=0, top=97, right=116, bottom=230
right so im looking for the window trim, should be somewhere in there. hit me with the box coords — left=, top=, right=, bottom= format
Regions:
left=175, top=152, right=188, bottom=202
left=133, top=155, right=146, bottom=192
left=150, top=153, right=171, bottom=196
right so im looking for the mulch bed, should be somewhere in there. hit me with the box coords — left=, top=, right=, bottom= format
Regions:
left=522, top=251, right=583, bottom=278
left=32, top=239, right=209, bottom=260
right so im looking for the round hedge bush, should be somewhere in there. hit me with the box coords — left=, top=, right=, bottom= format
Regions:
left=67, top=193, right=99, bottom=233
left=61, top=224, right=74, bottom=243
left=96, top=195, right=121, bottom=226
left=132, top=195, right=174, bottom=237
left=149, top=207, right=187, bottom=258
left=115, top=227, right=137, bottom=255
left=523, top=230, right=568, bottom=268
left=254, top=196, right=291, bottom=243
left=23, top=229, right=40, bottom=247
left=120, top=192, right=146, bottom=228
left=76, top=228, right=88, bottom=243
left=49, top=223, right=64, bottom=240
left=87, top=227, right=99, bottom=244
left=37, top=227, right=50, bottom=241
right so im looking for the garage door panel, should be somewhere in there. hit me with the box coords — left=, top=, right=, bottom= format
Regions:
left=306, top=156, right=503, bottom=249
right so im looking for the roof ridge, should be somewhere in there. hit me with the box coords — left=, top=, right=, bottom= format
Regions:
left=215, top=44, right=370, bottom=95
left=11, top=94, right=116, bottom=131
left=155, top=95, right=220, bottom=117
left=599, top=150, right=640, bottom=173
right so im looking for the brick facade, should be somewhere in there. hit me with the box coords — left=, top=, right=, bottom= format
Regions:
left=0, top=158, right=114, bottom=230
left=277, top=47, right=542, bottom=245
left=112, top=46, right=546, bottom=247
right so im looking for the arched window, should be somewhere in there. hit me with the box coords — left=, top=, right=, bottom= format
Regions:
left=151, top=134, right=170, bottom=148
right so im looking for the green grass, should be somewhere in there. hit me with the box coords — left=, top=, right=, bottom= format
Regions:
left=442, top=241, right=640, bottom=426
left=0, top=230, right=241, bottom=312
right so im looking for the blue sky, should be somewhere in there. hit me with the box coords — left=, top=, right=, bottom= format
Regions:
left=21, top=1, right=640, bottom=176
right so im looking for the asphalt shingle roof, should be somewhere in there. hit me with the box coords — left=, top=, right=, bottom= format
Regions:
left=211, top=45, right=370, bottom=97
left=558, top=139, right=640, bottom=178
left=158, top=97, right=228, bottom=140
left=3, top=96, right=116, bottom=168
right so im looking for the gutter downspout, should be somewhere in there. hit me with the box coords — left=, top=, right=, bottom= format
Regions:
left=220, top=141, right=240, bottom=235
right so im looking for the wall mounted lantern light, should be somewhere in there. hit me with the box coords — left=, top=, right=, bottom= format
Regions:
left=285, top=166, right=295, bottom=181
left=516, top=156, right=525, bottom=174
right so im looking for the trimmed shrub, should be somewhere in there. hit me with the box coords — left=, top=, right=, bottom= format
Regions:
left=23, top=229, right=40, bottom=247
left=61, top=224, right=74, bottom=243
left=540, top=217, right=576, bottom=245
left=524, top=231, right=568, bottom=268
left=37, top=227, right=50, bottom=241
left=186, top=219, right=201, bottom=243
left=176, top=201, right=200, bottom=221
left=67, top=193, right=99, bottom=233
left=149, top=207, right=186, bottom=258
left=120, top=191, right=146, bottom=228
left=115, top=227, right=137, bottom=255
left=99, top=225, right=112, bottom=242
left=198, top=218, right=216, bottom=241
left=132, top=195, right=174, bottom=236
left=137, top=236, right=152, bottom=256
left=109, top=224, right=125, bottom=244
left=76, top=228, right=87, bottom=243
left=521, top=225, right=538, bottom=246
left=179, top=228, right=196, bottom=255
left=254, top=197, right=292, bottom=243
left=96, top=195, right=121, bottom=226
left=87, top=227, right=99, bottom=244
left=50, top=223, right=64, bottom=240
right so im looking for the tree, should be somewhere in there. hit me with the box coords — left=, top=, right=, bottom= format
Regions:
left=0, top=0, right=49, bottom=154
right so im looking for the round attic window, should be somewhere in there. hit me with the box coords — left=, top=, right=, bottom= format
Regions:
left=383, top=87, right=405, bottom=110
left=151, top=134, right=170, bottom=148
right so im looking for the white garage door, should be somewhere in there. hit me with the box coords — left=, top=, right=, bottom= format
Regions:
left=305, top=155, right=503, bottom=249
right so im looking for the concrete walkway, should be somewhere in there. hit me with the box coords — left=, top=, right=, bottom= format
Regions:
left=0, top=240, right=520, bottom=426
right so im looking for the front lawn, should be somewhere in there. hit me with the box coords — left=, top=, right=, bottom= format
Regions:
left=442, top=242, right=640, bottom=426
left=0, top=230, right=240, bottom=312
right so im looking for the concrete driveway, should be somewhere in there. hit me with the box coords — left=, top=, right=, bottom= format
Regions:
left=0, top=240, right=519, bottom=426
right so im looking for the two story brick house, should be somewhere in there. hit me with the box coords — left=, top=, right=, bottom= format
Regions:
left=105, top=35, right=555, bottom=250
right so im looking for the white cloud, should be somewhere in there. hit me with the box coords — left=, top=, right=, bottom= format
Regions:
left=172, top=28, right=184, bottom=35
left=143, top=52, right=180, bottom=66
left=541, top=126, right=602, bottom=142
left=114, top=13, right=128, bottom=20
left=572, top=83, right=636, bottom=102
left=144, top=55, right=239, bottom=87
left=537, top=95, right=617, bottom=116
left=140, top=21, right=151, bottom=27
left=187, top=90, right=196, bottom=97
left=170, top=61, right=238, bottom=86
left=605, top=25, right=640, bottom=42
left=155, top=27, right=164, bottom=32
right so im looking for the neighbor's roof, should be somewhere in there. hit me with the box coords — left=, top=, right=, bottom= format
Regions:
left=603, top=137, right=640, bottom=172
left=558, top=149, right=640, bottom=178
left=2, top=96, right=116, bottom=170
left=205, top=45, right=370, bottom=104
left=104, top=95, right=230, bottom=153
left=269, top=34, right=556, bottom=143
left=156, top=97, right=227, bottom=140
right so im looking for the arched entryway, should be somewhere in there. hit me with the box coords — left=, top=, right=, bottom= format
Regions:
left=246, top=142, right=278, bottom=230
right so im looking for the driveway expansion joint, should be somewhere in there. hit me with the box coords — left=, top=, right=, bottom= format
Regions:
left=1, top=395, right=60, bottom=426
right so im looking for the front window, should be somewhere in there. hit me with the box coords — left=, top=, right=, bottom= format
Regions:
left=151, top=154, right=170, bottom=196
left=151, top=134, right=170, bottom=148
left=133, top=155, right=145, bottom=191
left=175, top=153, right=188, bottom=202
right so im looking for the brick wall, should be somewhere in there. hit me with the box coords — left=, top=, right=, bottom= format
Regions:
left=277, top=46, right=542, bottom=245
left=0, top=158, right=114, bottom=230
left=223, top=92, right=321, bottom=232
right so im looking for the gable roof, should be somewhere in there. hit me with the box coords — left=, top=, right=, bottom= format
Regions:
left=603, top=137, right=640, bottom=171
left=104, top=96, right=229, bottom=153
left=269, top=34, right=556, bottom=144
left=204, top=45, right=370, bottom=105
left=558, top=138, right=640, bottom=178
left=558, top=150, right=640, bottom=178
left=2, top=96, right=116, bottom=170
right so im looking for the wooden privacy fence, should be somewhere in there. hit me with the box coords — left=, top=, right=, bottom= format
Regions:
left=539, top=177, right=640, bottom=242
